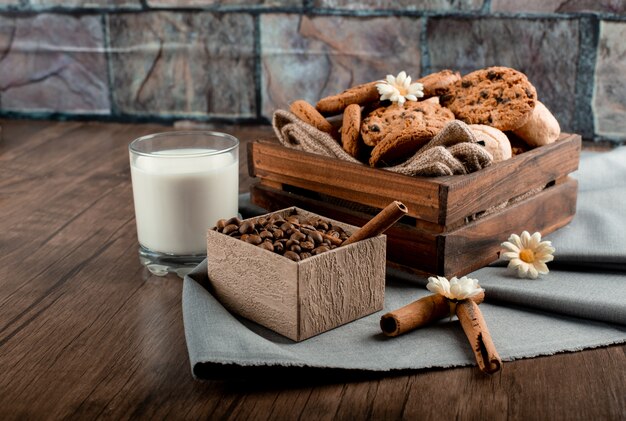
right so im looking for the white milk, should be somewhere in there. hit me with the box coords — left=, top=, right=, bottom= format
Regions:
left=130, top=149, right=238, bottom=255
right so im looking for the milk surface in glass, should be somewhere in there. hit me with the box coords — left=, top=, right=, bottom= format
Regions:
left=130, top=148, right=238, bottom=255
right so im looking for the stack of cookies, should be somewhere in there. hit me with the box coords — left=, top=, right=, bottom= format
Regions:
left=289, top=66, right=561, bottom=169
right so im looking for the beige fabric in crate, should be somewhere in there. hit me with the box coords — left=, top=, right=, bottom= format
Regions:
left=272, top=110, right=493, bottom=177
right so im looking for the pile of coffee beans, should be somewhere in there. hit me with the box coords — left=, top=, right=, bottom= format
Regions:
left=212, top=211, right=351, bottom=261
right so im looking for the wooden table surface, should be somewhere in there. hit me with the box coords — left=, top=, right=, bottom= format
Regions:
left=0, top=119, right=624, bottom=420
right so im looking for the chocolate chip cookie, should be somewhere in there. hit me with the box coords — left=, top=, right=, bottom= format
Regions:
left=363, top=101, right=455, bottom=167
left=440, top=66, right=537, bottom=131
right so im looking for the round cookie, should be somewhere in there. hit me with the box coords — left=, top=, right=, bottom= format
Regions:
left=469, top=124, right=512, bottom=162
left=440, top=66, right=537, bottom=131
left=512, top=101, right=560, bottom=147
left=290, top=100, right=334, bottom=134
left=366, top=101, right=455, bottom=167
left=417, top=69, right=461, bottom=98
left=361, top=100, right=454, bottom=147
left=341, top=103, right=362, bottom=158
left=316, top=81, right=379, bottom=116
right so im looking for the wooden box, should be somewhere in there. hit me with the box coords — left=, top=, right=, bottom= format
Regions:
left=248, top=134, right=581, bottom=277
left=206, top=207, right=386, bottom=342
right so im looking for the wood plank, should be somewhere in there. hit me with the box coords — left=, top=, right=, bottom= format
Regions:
left=0, top=123, right=160, bottom=330
left=251, top=179, right=577, bottom=278
left=249, top=140, right=442, bottom=222
left=0, top=120, right=623, bottom=421
left=440, top=178, right=578, bottom=277
left=441, top=134, right=581, bottom=225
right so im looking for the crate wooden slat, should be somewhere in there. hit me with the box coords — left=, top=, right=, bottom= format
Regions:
left=248, top=141, right=443, bottom=222
left=248, top=133, right=581, bottom=227
left=250, top=179, right=577, bottom=277
left=248, top=134, right=581, bottom=277
left=439, top=133, right=580, bottom=225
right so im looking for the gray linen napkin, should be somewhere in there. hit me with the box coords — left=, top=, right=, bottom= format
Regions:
left=183, top=147, right=626, bottom=378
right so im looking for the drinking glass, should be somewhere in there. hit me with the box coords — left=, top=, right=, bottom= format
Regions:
left=129, top=131, right=239, bottom=276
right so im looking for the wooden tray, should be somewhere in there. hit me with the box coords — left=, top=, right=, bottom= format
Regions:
left=247, top=133, right=581, bottom=277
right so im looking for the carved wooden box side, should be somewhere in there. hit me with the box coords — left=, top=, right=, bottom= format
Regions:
left=298, top=230, right=386, bottom=341
left=206, top=207, right=386, bottom=342
left=207, top=228, right=299, bottom=340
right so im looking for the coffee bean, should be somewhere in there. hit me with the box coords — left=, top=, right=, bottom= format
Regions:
left=226, top=216, right=242, bottom=226
left=223, top=224, right=239, bottom=235
left=216, top=211, right=353, bottom=261
left=286, top=239, right=299, bottom=248
left=284, top=251, right=301, bottom=262
left=290, top=244, right=301, bottom=253
left=316, top=221, right=329, bottom=231
left=290, top=231, right=306, bottom=242
left=246, top=234, right=262, bottom=245
left=309, top=231, right=323, bottom=244
left=239, top=220, right=255, bottom=235
left=258, top=241, right=274, bottom=252
left=272, top=215, right=285, bottom=223
left=312, top=245, right=330, bottom=255
left=273, top=241, right=285, bottom=254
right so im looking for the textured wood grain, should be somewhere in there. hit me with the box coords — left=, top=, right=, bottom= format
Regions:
left=250, top=178, right=577, bottom=278
left=299, top=236, right=386, bottom=339
left=441, top=133, right=581, bottom=225
left=440, top=178, right=578, bottom=276
left=207, top=227, right=299, bottom=340
left=0, top=119, right=623, bottom=421
left=249, top=134, right=581, bottom=226
left=207, top=208, right=385, bottom=341
left=249, top=140, right=442, bottom=222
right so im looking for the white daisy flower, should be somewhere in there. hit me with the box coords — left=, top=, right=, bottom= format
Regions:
left=376, top=71, right=424, bottom=106
left=501, top=231, right=555, bottom=279
left=426, top=275, right=484, bottom=301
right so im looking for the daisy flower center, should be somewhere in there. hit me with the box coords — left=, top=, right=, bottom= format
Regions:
left=519, top=248, right=535, bottom=263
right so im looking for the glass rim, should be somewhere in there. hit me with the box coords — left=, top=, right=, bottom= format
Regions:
left=128, top=130, right=239, bottom=158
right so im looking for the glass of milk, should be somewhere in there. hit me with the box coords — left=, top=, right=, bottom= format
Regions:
left=129, top=131, right=239, bottom=276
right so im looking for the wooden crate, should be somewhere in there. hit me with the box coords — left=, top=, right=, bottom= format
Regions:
left=207, top=207, right=386, bottom=342
left=248, top=134, right=581, bottom=277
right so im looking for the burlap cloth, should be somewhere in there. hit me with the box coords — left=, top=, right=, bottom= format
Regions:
left=272, top=110, right=493, bottom=176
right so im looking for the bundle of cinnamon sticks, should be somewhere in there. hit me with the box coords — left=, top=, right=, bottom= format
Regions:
left=380, top=289, right=502, bottom=374
left=340, top=200, right=501, bottom=374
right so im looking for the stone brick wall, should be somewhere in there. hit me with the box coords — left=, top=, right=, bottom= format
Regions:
left=0, top=1, right=625, bottom=141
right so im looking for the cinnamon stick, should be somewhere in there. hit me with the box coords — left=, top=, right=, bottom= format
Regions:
left=456, top=300, right=502, bottom=374
left=342, top=201, right=408, bottom=247
left=380, top=291, right=485, bottom=337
